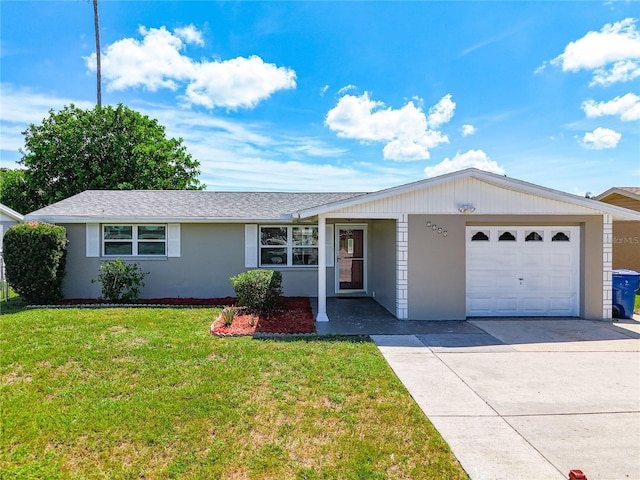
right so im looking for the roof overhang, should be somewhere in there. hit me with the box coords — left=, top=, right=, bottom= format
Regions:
left=22, top=215, right=302, bottom=224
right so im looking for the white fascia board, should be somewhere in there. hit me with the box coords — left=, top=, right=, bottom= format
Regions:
left=0, top=204, right=24, bottom=221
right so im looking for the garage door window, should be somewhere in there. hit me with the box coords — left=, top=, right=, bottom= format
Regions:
left=552, top=231, right=570, bottom=242
left=471, top=231, right=489, bottom=241
left=498, top=231, right=516, bottom=241
left=525, top=231, right=543, bottom=242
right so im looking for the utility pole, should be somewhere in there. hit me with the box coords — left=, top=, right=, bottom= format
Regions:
left=93, top=0, right=102, bottom=106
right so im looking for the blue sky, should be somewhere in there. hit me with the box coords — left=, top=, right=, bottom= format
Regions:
left=1, top=1, right=639, bottom=195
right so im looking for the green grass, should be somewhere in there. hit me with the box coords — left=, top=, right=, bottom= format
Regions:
left=0, top=306, right=467, bottom=479
left=635, top=291, right=639, bottom=314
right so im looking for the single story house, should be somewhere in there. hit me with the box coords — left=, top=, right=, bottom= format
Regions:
left=25, top=168, right=640, bottom=321
left=595, top=187, right=640, bottom=273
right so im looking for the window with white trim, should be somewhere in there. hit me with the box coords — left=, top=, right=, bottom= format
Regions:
left=103, top=225, right=167, bottom=256
left=259, top=225, right=318, bottom=266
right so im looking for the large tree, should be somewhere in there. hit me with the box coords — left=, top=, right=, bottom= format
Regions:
left=9, top=104, right=204, bottom=212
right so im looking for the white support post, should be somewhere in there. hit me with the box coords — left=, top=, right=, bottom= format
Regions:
left=316, top=215, right=329, bottom=322
left=396, top=214, right=409, bottom=319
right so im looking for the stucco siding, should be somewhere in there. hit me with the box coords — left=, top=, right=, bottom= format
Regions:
left=611, top=222, right=640, bottom=271
left=369, top=219, right=397, bottom=314
left=61, top=223, right=323, bottom=299
left=407, top=215, right=606, bottom=320
left=408, top=215, right=466, bottom=320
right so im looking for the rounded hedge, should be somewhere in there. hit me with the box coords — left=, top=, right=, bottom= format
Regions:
left=3, top=221, right=68, bottom=304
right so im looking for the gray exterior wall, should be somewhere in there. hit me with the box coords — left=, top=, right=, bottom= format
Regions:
left=1, top=220, right=21, bottom=249
left=369, top=219, right=397, bottom=314
left=408, top=214, right=606, bottom=320
left=408, top=214, right=466, bottom=320
left=62, top=223, right=328, bottom=299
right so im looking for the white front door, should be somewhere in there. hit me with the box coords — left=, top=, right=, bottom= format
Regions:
left=466, top=226, right=580, bottom=316
left=335, top=225, right=367, bottom=292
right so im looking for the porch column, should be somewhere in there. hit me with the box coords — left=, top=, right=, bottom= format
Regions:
left=602, top=214, right=613, bottom=319
left=316, top=214, right=329, bottom=322
left=396, top=214, right=409, bottom=319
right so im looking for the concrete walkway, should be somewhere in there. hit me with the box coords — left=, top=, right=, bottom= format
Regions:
left=372, top=317, right=640, bottom=480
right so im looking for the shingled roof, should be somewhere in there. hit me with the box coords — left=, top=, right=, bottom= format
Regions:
left=26, top=190, right=366, bottom=222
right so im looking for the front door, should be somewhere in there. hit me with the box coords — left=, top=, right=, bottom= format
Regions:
left=336, top=226, right=366, bottom=292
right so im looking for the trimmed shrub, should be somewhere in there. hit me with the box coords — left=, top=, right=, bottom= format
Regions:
left=2, top=221, right=68, bottom=304
left=93, top=258, right=147, bottom=302
left=230, top=269, right=282, bottom=314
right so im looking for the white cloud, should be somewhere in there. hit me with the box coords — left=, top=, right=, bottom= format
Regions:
left=0, top=83, right=95, bottom=157
left=461, top=124, right=477, bottom=136
left=337, top=84, right=357, bottom=96
left=424, top=150, right=505, bottom=178
left=174, top=24, right=205, bottom=46
left=325, top=92, right=453, bottom=161
left=183, top=56, right=297, bottom=109
left=580, top=127, right=622, bottom=149
left=582, top=93, right=640, bottom=121
left=320, top=85, right=329, bottom=96
left=427, top=94, right=455, bottom=128
left=546, top=18, right=640, bottom=86
left=85, top=25, right=296, bottom=109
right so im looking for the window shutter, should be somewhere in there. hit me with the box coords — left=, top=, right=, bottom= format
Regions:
left=325, top=224, right=334, bottom=267
left=245, top=224, right=258, bottom=268
left=167, top=224, right=181, bottom=257
left=86, top=223, right=100, bottom=257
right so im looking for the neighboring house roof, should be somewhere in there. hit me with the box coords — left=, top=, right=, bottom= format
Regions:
left=25, top=190, right=365, bottom=223
left=595, top=187, right=640, bottom=214
left=595, top=187, right=640, bottom=202
left=0, top=203, right=24, bottom=222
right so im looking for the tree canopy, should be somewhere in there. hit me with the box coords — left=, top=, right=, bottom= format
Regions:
left=2, top=104, right=204, bottom=213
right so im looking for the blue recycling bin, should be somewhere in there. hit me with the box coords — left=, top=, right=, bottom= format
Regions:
left=612, top=269, right=640, bottom=319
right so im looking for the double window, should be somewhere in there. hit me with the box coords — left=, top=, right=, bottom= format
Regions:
left=103, top=225, right=167, bottom=256
left=260, top=226, right=318, bottom=266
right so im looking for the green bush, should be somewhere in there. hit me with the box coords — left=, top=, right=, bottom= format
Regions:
left=2, top=221, right=68, bottom=304
left=230, top=269, right=282, bottom=314
left=93, top=258, right=147, bottom=302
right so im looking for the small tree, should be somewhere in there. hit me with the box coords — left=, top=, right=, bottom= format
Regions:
left=230, top=269, right=282, bottom=314
left=2, top=222, right=68, bottom=304
left=93, top=258, right=147, bottom=302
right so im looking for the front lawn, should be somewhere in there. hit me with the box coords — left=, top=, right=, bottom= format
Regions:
left=0, top=306, right=467, bottom=479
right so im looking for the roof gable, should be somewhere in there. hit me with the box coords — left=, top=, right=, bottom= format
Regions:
left=596, top=187, right=640, bottom=213
left=295, top=169, right=640, bottom=220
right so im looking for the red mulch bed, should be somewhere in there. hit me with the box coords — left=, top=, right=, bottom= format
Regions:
left=211, top=297, right=316, bottom=336
left=57, top=296, right=316, bottom=335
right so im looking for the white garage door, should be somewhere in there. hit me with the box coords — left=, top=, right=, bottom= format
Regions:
left=466, top=226, right=580, bottom=317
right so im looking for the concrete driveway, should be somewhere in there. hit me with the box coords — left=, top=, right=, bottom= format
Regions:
left=373, top=317, right=640, bottom=480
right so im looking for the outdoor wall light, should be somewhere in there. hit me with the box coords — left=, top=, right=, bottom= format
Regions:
left=458, top=204, right=476, bottom=214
